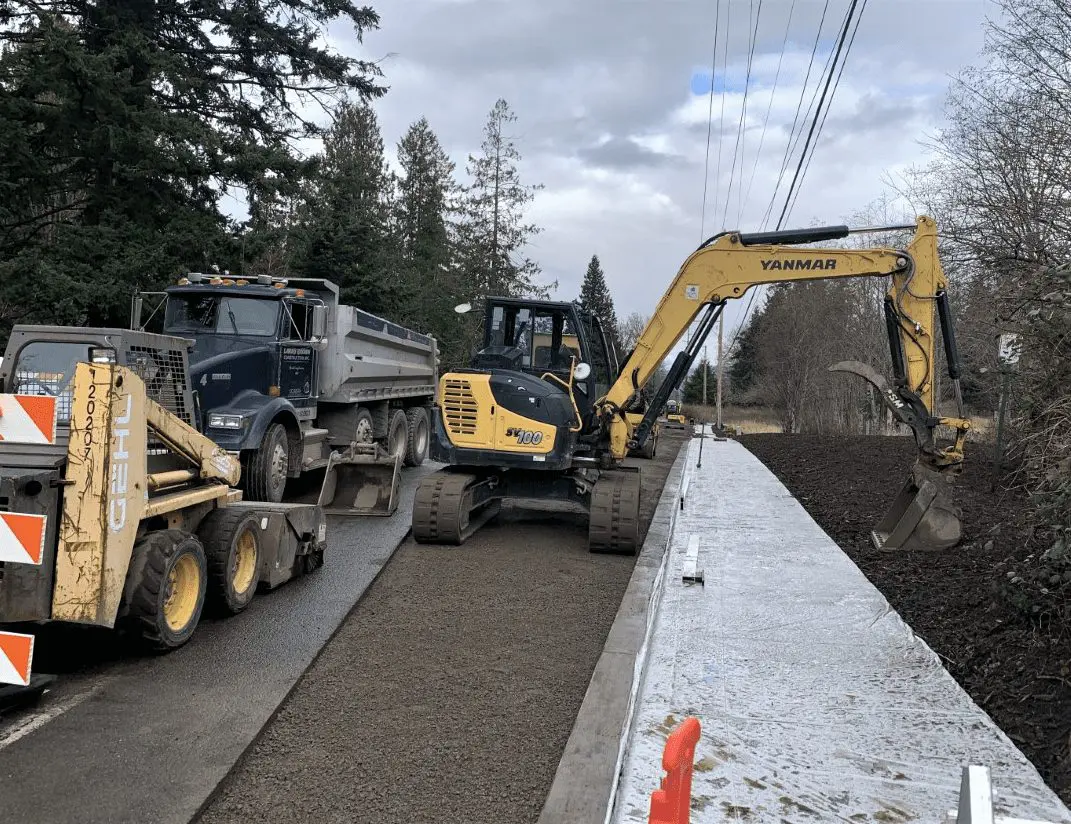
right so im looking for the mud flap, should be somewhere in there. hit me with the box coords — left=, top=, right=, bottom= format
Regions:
left=317, top=444, right=402, bottom=517
left=872, top=462, right=962, bottom=551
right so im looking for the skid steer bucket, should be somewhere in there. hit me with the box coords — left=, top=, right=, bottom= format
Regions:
left=317, top=443, right=402, bottom=517
left=872, top=462, right=962, bottom=551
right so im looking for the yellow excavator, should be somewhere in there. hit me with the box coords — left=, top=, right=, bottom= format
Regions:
left=412, top=215, right=970, bottom=554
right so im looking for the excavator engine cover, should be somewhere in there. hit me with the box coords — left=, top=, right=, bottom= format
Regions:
left=317, top=443, right=402, bottom=516
left=872, top=462, right=962, bottom=551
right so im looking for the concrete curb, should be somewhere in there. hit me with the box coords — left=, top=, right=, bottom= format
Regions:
left=537, top=442, right=691, bottom=824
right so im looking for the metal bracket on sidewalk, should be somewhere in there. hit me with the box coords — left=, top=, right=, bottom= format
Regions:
left=944, top=765, right=1062, bottom=824
left=681, top=534, right=704, bottom=585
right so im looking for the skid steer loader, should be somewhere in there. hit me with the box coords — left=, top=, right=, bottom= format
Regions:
left=0, top=327, right=328, bottom=685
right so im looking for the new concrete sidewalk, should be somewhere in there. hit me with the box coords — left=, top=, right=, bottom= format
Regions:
left=608, top=435, right=1071, bottom=823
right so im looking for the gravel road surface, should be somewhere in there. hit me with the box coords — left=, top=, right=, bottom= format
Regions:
left=196, top=428, right=691, bottom=824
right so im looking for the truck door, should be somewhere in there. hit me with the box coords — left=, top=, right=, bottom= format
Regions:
left=278, top=299, right=322, bottom=403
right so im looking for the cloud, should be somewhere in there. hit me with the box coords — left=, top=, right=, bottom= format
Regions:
left=316, top=0, right=994, bottom=350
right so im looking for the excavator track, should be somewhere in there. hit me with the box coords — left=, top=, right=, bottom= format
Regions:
left=412, top=471, right=500, bottom=545
left=588, top=470, right=641, bottom=555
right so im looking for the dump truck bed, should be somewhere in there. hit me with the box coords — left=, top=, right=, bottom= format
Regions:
left=317, top=304, right=438, bottom=404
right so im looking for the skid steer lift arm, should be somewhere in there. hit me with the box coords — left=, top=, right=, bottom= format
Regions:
left=596, top=214, right=971, bottom=551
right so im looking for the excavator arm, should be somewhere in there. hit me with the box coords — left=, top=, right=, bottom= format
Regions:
left=595, top=215, right=971, bottom=552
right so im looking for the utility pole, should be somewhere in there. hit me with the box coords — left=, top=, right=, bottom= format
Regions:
left=716, top=314, right=724, bottom=429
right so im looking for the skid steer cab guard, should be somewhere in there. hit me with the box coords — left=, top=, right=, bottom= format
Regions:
left=317, top=442, right=402, bottom=516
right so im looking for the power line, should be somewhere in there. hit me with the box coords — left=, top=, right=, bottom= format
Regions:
left=783, top=0, right=869, bottom=224
left=714, top=0, right=731, bottom=235
left=760, top=0, right=831, bottom=230
left=726, top=0, right=861, bottom=373
left=735, top=0, right=763, bottom=225
left=774, top=0, right=863, bottom=229
left=699, top=0, right=723, bottom=240
left=719, top=0, right=760, bottom=230
left=742, top=0, right=797, bottom=221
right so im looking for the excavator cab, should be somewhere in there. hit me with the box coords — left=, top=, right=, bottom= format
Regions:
left=475, top=297, right=618, bottom=421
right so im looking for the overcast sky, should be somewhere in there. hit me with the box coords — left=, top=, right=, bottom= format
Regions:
left=329, top=0, right=998, bottom=348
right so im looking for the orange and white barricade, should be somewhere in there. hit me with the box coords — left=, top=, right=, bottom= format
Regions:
left=0, top=393, right=58, bottom=444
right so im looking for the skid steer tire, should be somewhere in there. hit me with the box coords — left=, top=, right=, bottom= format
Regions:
left=404, top=406, right=429, bottom=467
left=386, top=409, right=408, bottom=461
left=125, top=529, right=207, bottom=651
left=242, top=422, right=289, bottom=504
left=198, top=509, right=262, bottom=616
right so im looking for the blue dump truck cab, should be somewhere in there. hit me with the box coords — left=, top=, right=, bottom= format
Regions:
left=154, top=274, right=439, bottom=502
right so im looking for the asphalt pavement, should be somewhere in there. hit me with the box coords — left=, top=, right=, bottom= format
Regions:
left=0, top=462, right=437, bottom=824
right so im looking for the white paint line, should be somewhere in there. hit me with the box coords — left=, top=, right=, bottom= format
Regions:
left=0, top=688, right=94, bottom=751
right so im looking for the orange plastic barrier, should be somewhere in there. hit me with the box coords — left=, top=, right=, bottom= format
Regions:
left=649, top=716, right=702, bottom=824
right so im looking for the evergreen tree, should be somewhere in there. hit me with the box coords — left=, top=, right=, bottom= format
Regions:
left=297, top=100, right=399, bottom=315
left=728, top=309, right=765, bottom=396
left=456, top=98, right=549, bottom=301
left=394, top=117, right=467, bottom=367
left=0, top=0, right=386, bottom=346
left=682, top=357, right=717, bottom=405
left=578, top=254, right=621, bottom=354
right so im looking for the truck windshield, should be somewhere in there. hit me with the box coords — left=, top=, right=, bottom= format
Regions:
left=11, top=341, right=91, bottom=423
left=165, top=295, right=279, bottom=337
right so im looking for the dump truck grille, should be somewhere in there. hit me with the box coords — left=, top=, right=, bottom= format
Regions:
left=442, top=380, right=478, bottom=436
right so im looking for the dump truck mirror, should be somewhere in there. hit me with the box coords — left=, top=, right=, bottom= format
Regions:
left=574, top=362, right=591, bottom=381
left=310, top=304, right=328, bottom=341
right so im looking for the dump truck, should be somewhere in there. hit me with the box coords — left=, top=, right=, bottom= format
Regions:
left=133, top=275, right=438, bottom=512
left=0, top=327, right=329, bottom=686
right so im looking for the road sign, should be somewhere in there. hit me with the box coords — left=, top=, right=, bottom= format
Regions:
left=997, top=333, right=1020, bottom=368
left=0, top=631, right=34, bottom=687
left=0, top=394, right=58, bottom=444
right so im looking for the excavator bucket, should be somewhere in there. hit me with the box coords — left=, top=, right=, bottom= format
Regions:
left=828, top=359, right=964, bottom=552
left=317, top=443, right=402, bottom=517
left=872, top=462, right=962, bottom=551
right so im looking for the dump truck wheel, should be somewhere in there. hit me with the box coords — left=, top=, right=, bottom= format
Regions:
left=242, top=422, right=289, bottom=503
left=127, top=530, right=207, bottom=651
left=404, top=407, right=429, bottom=467
left=354, top=407, right=374, bottom=443
left=198, top=509, right=261, bottom=616
left=386, top=409, right=408, bottom=460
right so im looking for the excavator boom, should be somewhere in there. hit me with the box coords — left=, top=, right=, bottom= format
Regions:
left=600, top=215, right=969, bottom=552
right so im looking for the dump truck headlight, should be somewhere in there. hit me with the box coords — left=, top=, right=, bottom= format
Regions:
left=208, top=413, right=244, bottom=429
